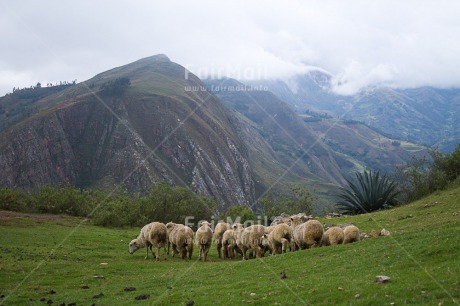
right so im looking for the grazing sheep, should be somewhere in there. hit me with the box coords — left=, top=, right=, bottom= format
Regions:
left=128, top=222, right=156, bottom=259
left=214, top=222, right=230, bottom=258
left=129, top=222, right=168, bottom=261
left=245, top=225, right=268, bottom=259
left=321, top=226, right=344, bottom=246
left=263, top=223, right=292, bottom=255
left=222, top=228, right=242, bottom=259
left=291, top=216, right=324, bottom=250
left=343, top=225, right=361, bottom=244
left=196, top=221, right=213, bottom=261
left=166, top=222, right=194, bottom=259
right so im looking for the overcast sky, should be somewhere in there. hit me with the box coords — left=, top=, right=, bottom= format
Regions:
left=1, top=0, right=460, bottom=96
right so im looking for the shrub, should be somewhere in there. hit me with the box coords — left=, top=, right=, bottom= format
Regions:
left=337, top=170, right=400, bottom=215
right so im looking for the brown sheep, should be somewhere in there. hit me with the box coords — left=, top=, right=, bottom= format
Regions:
left=343, top=225, right=361, bottom=244
left=214, top=222, right=230, bottom=258
left=263, top=223, right=292, bottom=255
left=129, top=222, right=168, bottom=261
left=321, top=226, right=344, bottom=246
left=166, top=222, right=194, bottom=259
left=196, top=221, right=213, bottom=261
left=291, top=216, right=324, bottom=250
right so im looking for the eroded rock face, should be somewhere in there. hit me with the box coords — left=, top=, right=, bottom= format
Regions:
left=0, top=73, right=256, bottom=209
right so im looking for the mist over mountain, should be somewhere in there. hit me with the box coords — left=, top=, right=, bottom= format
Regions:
left=250, top=72, right=460, bottom=152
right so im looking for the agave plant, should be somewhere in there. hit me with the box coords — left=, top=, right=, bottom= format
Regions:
left=337, top=170, right=401, bottom=215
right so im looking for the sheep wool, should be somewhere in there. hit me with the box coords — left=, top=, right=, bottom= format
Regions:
left=214, top=222, right=230, bottom=258
left=166, top=222, right=194, bottom=259
left=196, top=221, right=213, bottom=261
left=292, top=219, right=324, bottom=250
left=322, top=226, right=344, bottom=246
left=266, top=223, right=292, bottom=255
left=129, top=222, right=168, bottom=261
left=343, top=225, right=361, bottom=244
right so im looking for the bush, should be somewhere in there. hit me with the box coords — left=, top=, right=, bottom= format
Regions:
left=394, top=145, right=460, bottom=203
left=337, top=170, right=400, bottom=215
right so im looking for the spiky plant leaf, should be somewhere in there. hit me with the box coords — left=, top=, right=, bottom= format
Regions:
left=337, top=170, right=400, bottom=215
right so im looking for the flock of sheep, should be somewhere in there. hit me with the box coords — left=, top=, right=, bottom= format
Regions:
left=128, top=217, right=361, bottom=261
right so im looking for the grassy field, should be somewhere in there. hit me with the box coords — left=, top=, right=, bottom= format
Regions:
left=0, top=183, right=459, bottom=305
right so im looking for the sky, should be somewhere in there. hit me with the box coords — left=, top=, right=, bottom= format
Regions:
left=1, top=0, right=460, bottom=96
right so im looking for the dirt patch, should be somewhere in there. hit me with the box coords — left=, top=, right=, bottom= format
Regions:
left=0, top=210, right=65, bottom=221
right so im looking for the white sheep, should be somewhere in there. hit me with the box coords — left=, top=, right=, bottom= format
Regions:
left=291, top=216, right=324, bottom=250
left=222, top=223, right=244, bottom=259
left=129, top=222, right=168, bottom=261
left=214, top=222, right=230, bottom=258
left=343, top=225, right=361, bottom=244
left=262, top=223, right=292, bottom=255
left=166, top=222, right=194, bottom=259
left=321, top=226, right=344, bottom=246
left=196, top=221, right=213, bottom=261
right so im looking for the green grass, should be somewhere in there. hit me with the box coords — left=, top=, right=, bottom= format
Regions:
left=1, top=183, right=459, bottom=305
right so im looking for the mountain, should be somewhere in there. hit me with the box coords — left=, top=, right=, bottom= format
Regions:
left=0, top=55, right=256, bottom=210
left=251, top=72, right=460, bottom=152
left=205, top=78, right=426, bottom=186
left=0, top=55, right=427, bottom=212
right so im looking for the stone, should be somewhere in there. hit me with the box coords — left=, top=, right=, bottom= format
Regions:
left=375, top=275, right=391, bottom=283
left=381, top=229, right=391, bottom=236
left=370, top=229, right=381, bottom=238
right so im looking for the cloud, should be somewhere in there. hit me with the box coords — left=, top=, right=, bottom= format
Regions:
left=1, top=0, right=460, bottom=96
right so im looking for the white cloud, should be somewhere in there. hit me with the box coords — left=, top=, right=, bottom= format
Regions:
left=1, top=0, right=460, bottom=95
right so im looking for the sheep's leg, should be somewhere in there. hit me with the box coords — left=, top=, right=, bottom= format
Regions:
left=281, top=239, right=288, bottom=254
left=172, top=244, right=179, bottom=257
left=163, top=245, right=167, bottom=261
left=180, top=245, right=186, bottom=259
left=155, top=246, right=160, bottom=262
left=217, top=241, right=222, bottom=258
left=145, top=246, right=149, bottom=260
left=204, top=245, right=210, bottom=261
left=187, top=244, right=193, bottom=260
left=167, top=241, right=170, bottom=256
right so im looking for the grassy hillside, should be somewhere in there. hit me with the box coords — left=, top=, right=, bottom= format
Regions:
left=0, top=182, right=459, bottom=305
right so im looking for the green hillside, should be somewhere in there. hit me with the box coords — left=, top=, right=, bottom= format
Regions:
left=1, top=181, right=459, bottom=305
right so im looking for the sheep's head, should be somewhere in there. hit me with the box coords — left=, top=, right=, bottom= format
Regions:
left=128, top=239, right=140, bottom=254
left=290, top=216, right=302, bottom=228
left=232, top=223, right=243, bottom=231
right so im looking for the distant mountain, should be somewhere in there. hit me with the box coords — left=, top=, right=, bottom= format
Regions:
left=250, top=72, right=460, bottom=152
left=0, top=55, right=256, bottom=210
left=0, top=55, right=428, bottom=212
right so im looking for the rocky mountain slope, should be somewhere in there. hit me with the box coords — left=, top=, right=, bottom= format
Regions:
left=0, top=55, right=256, bottom=210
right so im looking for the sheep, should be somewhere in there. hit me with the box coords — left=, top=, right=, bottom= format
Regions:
left=196, top=221, right=213, bottom=261
left=321, top=226, right=344, bottom=246
left=230, top=223, right=245, bottom=259
left=166, top=222, right=194, bottom=259
left=262, top=223, right=292, bottom=255
left=243, top=224, right=267, bottom=259
left=290, top=216, right=324, bottom=250
left=129, top=222, right=168, bottom=261
left=222, top=223, right=244, bottom=259
left=343, top=225, right=361, bottom=244
left=214, top=222, right=230, bottom=258
left=128, top=222, right=156, bottom=259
